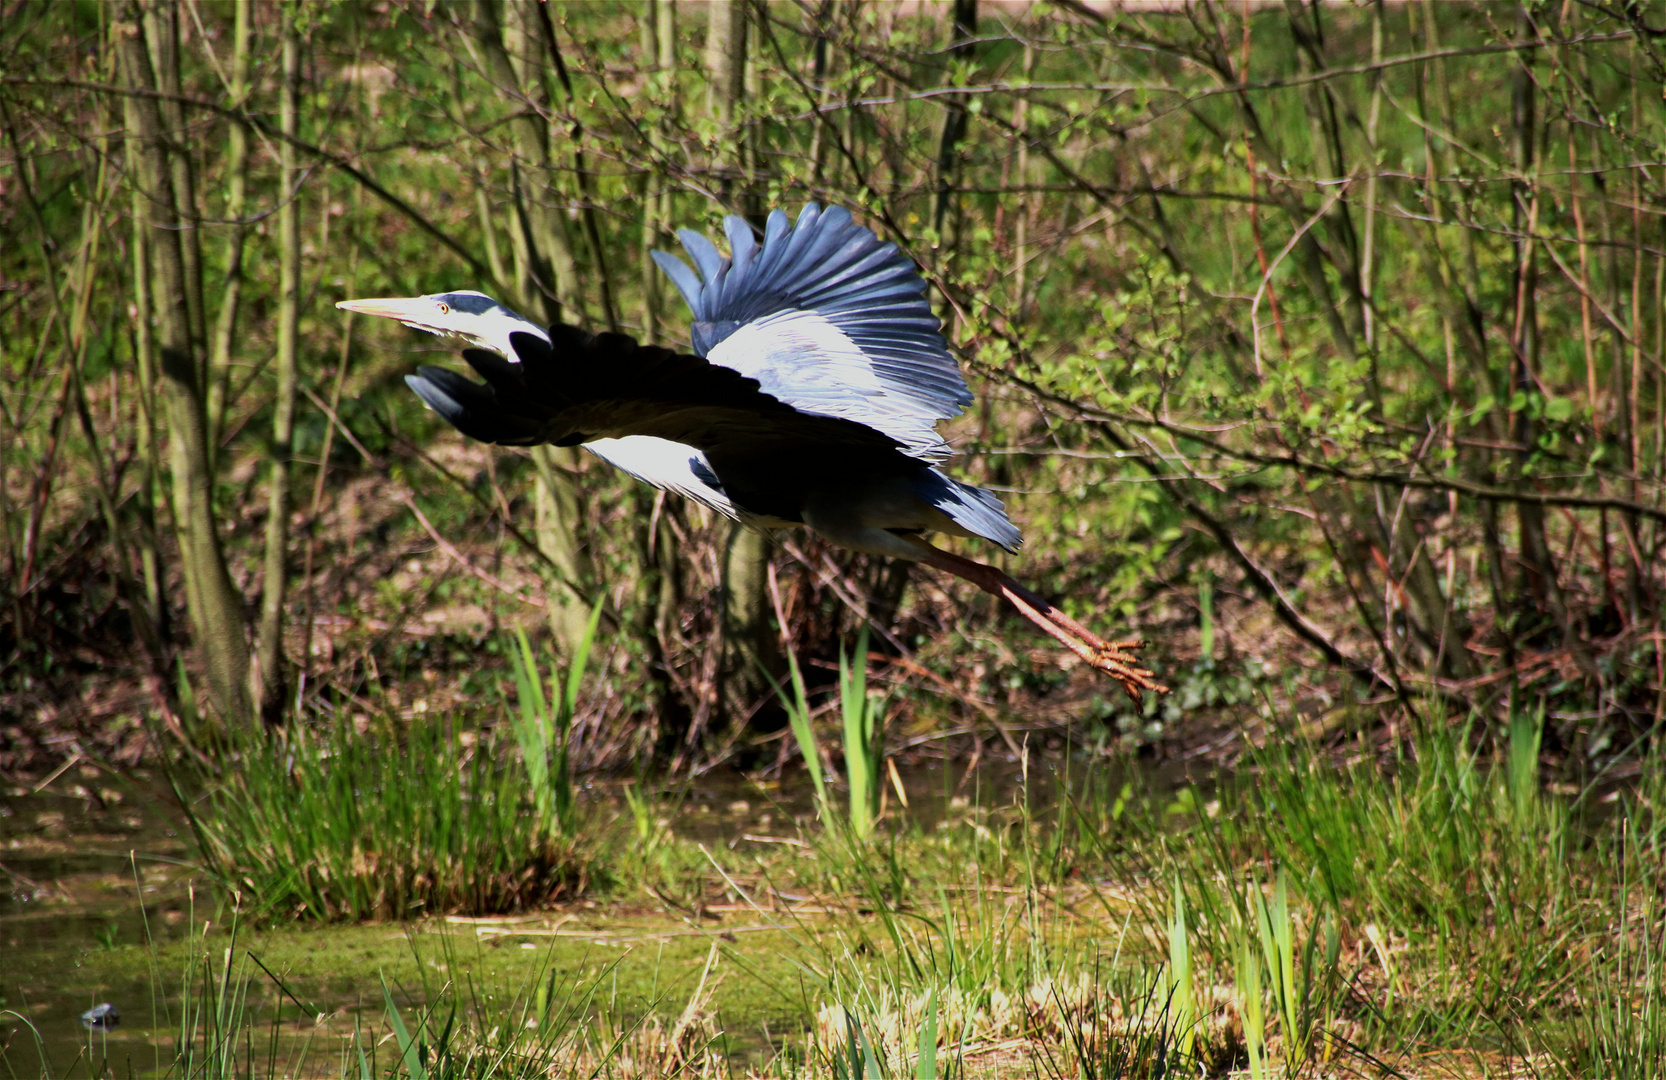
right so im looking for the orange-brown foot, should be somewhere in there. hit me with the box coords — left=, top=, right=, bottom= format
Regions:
left=1087, top=639, right=1166, bottom=703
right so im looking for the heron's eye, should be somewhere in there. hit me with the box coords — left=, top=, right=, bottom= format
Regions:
left=437, top=302, right=450, bottom=314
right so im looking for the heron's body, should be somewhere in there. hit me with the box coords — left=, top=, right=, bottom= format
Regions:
left=378, top=294, right=1017, bottom=561
left=340, top=204, right=1161, bottom=699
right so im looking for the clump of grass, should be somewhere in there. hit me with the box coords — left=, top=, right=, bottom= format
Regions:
left=1053, top=705, right=1666, bottom=1073
left=166, top=915, right=310, bottom=1079
left=187, top=717, right=596, bottom=921
left=718, top=763, right=1235, bottom=1078
left=838, top=629, right=887, bottom=840
left=1556, top=799, right=1666, bottom=1078
left=809, top=972, right=1210, bottom=1080
left=186, top=629, right=602, bottom=921
left=818, top=991, right=942, bottom=1079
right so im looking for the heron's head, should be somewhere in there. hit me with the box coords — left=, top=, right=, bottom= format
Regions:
left=336, top=290, right=545, bottom=357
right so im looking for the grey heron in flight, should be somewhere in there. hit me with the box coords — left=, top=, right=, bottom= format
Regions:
left=338, top=204, right=1162, bottom=701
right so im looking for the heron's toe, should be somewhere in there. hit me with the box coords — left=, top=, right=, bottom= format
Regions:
left=1088, top=641, right=1167, bottom=704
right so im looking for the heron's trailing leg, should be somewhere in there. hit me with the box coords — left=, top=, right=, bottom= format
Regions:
left=906, top=539, right=1166, bottom=703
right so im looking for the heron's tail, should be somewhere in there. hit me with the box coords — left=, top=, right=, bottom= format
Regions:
left=916, top=469, right=1022, bottom=553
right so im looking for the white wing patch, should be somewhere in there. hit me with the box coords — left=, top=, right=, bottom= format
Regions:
left=707, top=309, right=953, bottom=460
left=583, top=436, right=742, bottom=521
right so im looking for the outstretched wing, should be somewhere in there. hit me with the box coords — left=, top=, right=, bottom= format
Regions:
left=402, top=322, right=905, bottom=458
left=652, top=204, right=968, bottom=462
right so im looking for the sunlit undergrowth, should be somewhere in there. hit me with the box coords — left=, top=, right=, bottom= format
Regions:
left=156, top=642, right=1666, bottom=1077
left=183, top=715, right=602, bottom=922
left=1049, top=721, right=1666, bottom=1074
left=184, top=634, right=604, bottom=922
left=23, top=703, right=1662, bottom=1077
left=681, top=709, right=1665, bottom=1076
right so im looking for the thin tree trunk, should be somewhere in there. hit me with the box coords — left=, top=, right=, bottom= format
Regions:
left=466, top=0, right=597, bottom=658
left=1282, top=0, right=1367, bottom=351
left=632, top=0, right=692, bottom=743
left=1509, top=6, right=1559, bottom=619
left=530, top=446, right=597, bottom=657
left=141, top=1, right=209, bottom=384
left=1012, top=39, right=1034, bottom=318
left=655, top=0, right=674, bottom=237
left=707, top=0, right=780, bottom=728
left=304, top=175, right=361, bottom=691
left=127, top=127, right=168, bottom=647
left=470, top=0, right=561, bottom=322
left=720, top=522, right=777, bottom=725
left=119, top=3, right=252, bottom=724
left=805, top=0, right=834, bottom=186
left=530, top=0, right=619, bottom=332
left=1626, top=52, right=1645, bottom=619
left=933, top=0, right=976, bottom=241
left=639, top=0, right=674, bottom=344
left=1361, top=0, right=1381, bottom=354
left=1569, top=128, right=1599, bottom=426
left=255, top=1, right=301, bottom=721
left=473, top=168, right=511, bottom=288
left=206, top=0, right=252, bottom=455
left=706, top=0, right=745, bottom=134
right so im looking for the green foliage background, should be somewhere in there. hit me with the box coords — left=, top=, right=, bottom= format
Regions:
left=1, top=0, right=1663, bottom=770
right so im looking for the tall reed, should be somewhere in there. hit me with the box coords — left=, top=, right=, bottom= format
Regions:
left=508, top=604, right=602, bottom=837
left=778, top=627, right=887, bottom=840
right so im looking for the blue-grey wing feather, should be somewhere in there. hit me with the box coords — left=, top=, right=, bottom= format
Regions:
left=725, top=216, right=757, bottom=278
left=651, top=250, right=704, bottom=313
left=652, top=203, right=970, bottom=462
left=913, top=469, right=1022, bottom=553
left=677, top=229, right=727, bottom=291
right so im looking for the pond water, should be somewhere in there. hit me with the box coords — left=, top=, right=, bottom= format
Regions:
left=1, top=768, right=202, bottom=1074
left=1, top=751, right=1186, bottom=1076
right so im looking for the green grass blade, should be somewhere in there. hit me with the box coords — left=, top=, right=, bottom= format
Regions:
left=354, top=1014, right=374, bottom=1080
left=381, top=974, right=427, bottom=1080
left=1168, top=878, right=1194, bottom=1061
left=561, top=600, right=605, bottom=719
left=1236, top=932, right=1266, bottom=1080
left=916, top=987, right=939, bottom=1080
left=781, top=646, right=830, bottom=816
left=840, top=641, right=867, bottom=839
left=840, top=627, right=880, bottom=839
left=1508, top=701, right=1543, bottom=826
left=852, top=1008, right=883, bottom=1079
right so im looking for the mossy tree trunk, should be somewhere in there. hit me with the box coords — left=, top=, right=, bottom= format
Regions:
left=467, top=0, right=597, bottom=660
left=707, top=0, right=782, bottom=728
left=255, top=1, right=302, bottom=721
left=932, top=0, right=976, bottom=242
left=206, top=0, right=253, bottom=457
left=631, top=0, right=693, bottom=747
left=119, top=1, right=252, bottom=725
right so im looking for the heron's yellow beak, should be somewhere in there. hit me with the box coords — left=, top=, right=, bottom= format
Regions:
left=336, top=297, right=432, bottom=321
